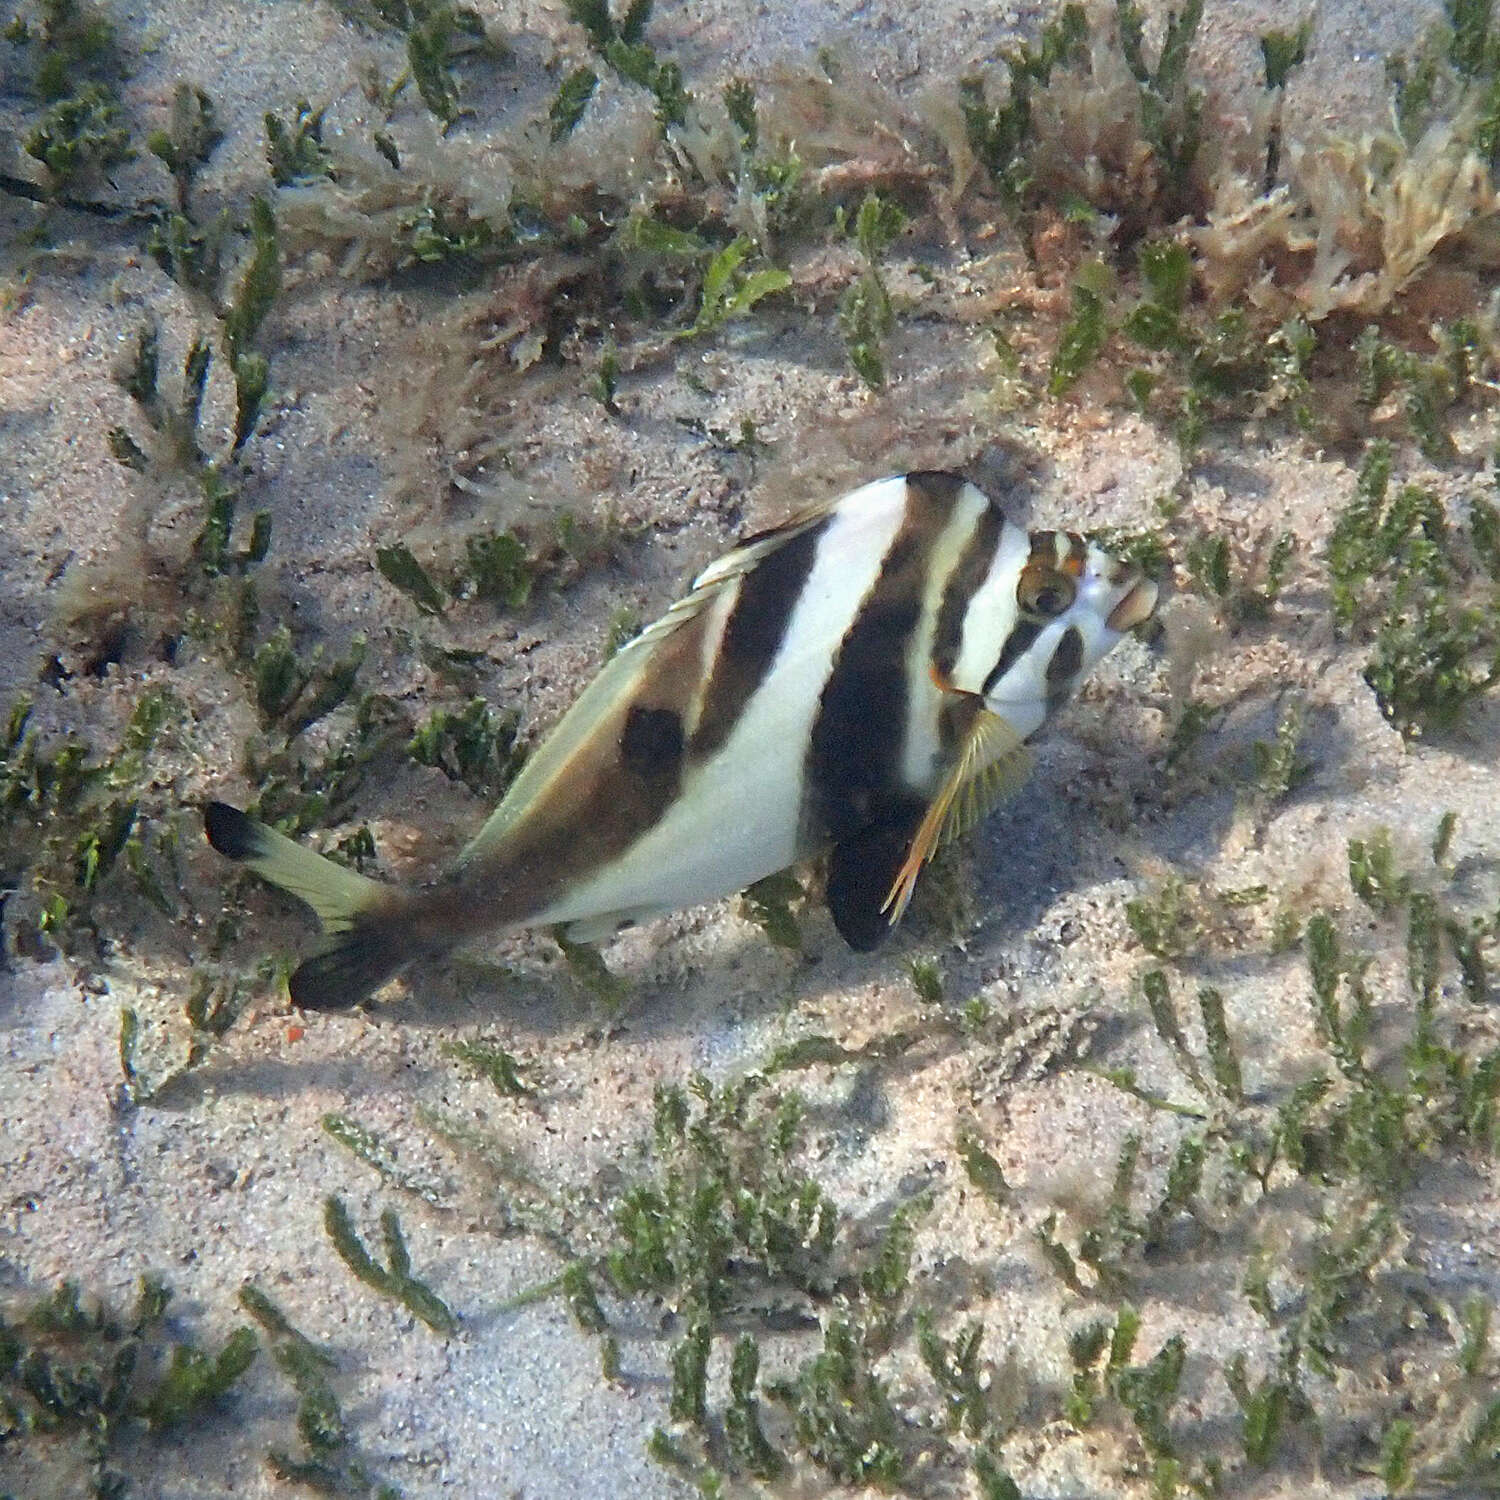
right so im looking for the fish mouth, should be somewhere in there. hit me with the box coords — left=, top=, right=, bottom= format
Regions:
left=1106, top=577, right=1159, bottom=633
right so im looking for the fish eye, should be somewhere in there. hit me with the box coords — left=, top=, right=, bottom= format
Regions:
left=1017, top=564, right=1076, bottom=618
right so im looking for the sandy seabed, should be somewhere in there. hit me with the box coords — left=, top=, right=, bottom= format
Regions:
left=4, top=1, right=1500, bottom=1496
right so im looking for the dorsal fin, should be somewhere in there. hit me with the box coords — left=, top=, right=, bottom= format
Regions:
left=688, top=507, right=830, bottom=589
left=458, top=506, right=833, bottom=867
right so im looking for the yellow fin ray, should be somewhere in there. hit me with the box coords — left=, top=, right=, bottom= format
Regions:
left=881, top=710, right=1032, bottom=926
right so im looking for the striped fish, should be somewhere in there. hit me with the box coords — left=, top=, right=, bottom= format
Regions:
left=204, top=471, right=1157, bottom=1008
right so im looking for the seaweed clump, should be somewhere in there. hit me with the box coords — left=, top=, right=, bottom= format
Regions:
left=960, top=0, right=1209, bottom=234
left=238, top=1282, right=401, bottom=1496
left=1328, top=443, right=1500, bottom=738
left=6, top=0, right=134, bottom=195
left=258, top=0, right=1498, bottom=503
left=1035, top=814, right=1500, bottom=1492
left=544, top=1074, right=1028, bottom=1495
left=0, top=686, right=182, bottom=958
left=1196, top=0, right=1500, bottom=324
left=0, top=1276, right=256, bottom=1499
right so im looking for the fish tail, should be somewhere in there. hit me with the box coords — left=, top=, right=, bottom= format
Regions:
left=203, top=801, right=422, bottom=1009
left=287, top=927, right=414, bottom=1011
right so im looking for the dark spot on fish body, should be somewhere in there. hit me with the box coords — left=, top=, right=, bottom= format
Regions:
left=620, top=705, right=685, bottom=779
left=1046, top=625, right=1083, bottom=705
left=469, top=702, right=689, bottom=925
left=461, top=611, right=714, bottom=923
left=691, top=518, right=827, bottom=758
left=983, top=618, right=1042, bottom=695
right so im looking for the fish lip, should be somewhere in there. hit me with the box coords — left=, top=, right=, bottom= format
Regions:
left=1107, top=578, right=1159, bottom=633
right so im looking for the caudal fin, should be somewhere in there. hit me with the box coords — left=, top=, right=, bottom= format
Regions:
left=203, top=802, right=415, bottom=1009
left=286, top=928, right=413, bottom=1010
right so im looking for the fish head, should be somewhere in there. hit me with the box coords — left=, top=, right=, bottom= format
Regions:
left=975, top=527, right=1158, bottom=733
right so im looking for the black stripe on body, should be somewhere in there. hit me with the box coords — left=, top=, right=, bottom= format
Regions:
left=805, top=473, right=966, bottom=843
left=982, top=618, right=1042, bottom=695
left=1045, top=625, right=1083, bottom=704
left=691, top=516, right=828, bottom=758
left=931, top=501, right=1005, bottom=682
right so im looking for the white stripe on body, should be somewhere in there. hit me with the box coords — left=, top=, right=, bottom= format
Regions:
left=951, top=523, right=1063, bottom=742
left=986, top=627, right=1061, bottom=740
left=949, top=521, right=1030, bottom=699
left=530, top=475, right=914, bottom=928
left=897, top=482, right=993, bottom=793
left=682, top=573, right=743, bottom=739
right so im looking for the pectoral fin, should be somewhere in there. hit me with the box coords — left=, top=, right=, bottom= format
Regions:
left=826, top=798, right=927, bottom=952
left=881, top=708, right=1033, bottom=927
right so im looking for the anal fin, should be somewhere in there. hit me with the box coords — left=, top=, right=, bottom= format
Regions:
left=826, top=799, right=926, bottom=952
left=561, top=907, right=660, bottom=945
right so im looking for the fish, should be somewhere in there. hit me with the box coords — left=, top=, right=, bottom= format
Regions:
left=204, top=471, right=1158, bottom=1009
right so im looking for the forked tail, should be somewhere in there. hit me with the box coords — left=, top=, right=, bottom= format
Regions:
left=203, top=802, right=419, bottom=1009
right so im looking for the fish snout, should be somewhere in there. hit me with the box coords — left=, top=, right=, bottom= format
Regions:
left=1106, top=574, right=1159, bottom=633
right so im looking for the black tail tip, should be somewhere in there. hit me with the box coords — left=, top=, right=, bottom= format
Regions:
left=287, top=958, right=355, bottom=1010
left=288, top=932, right=406, bottom=1011
left=204, top=801, right=262, bottom=861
